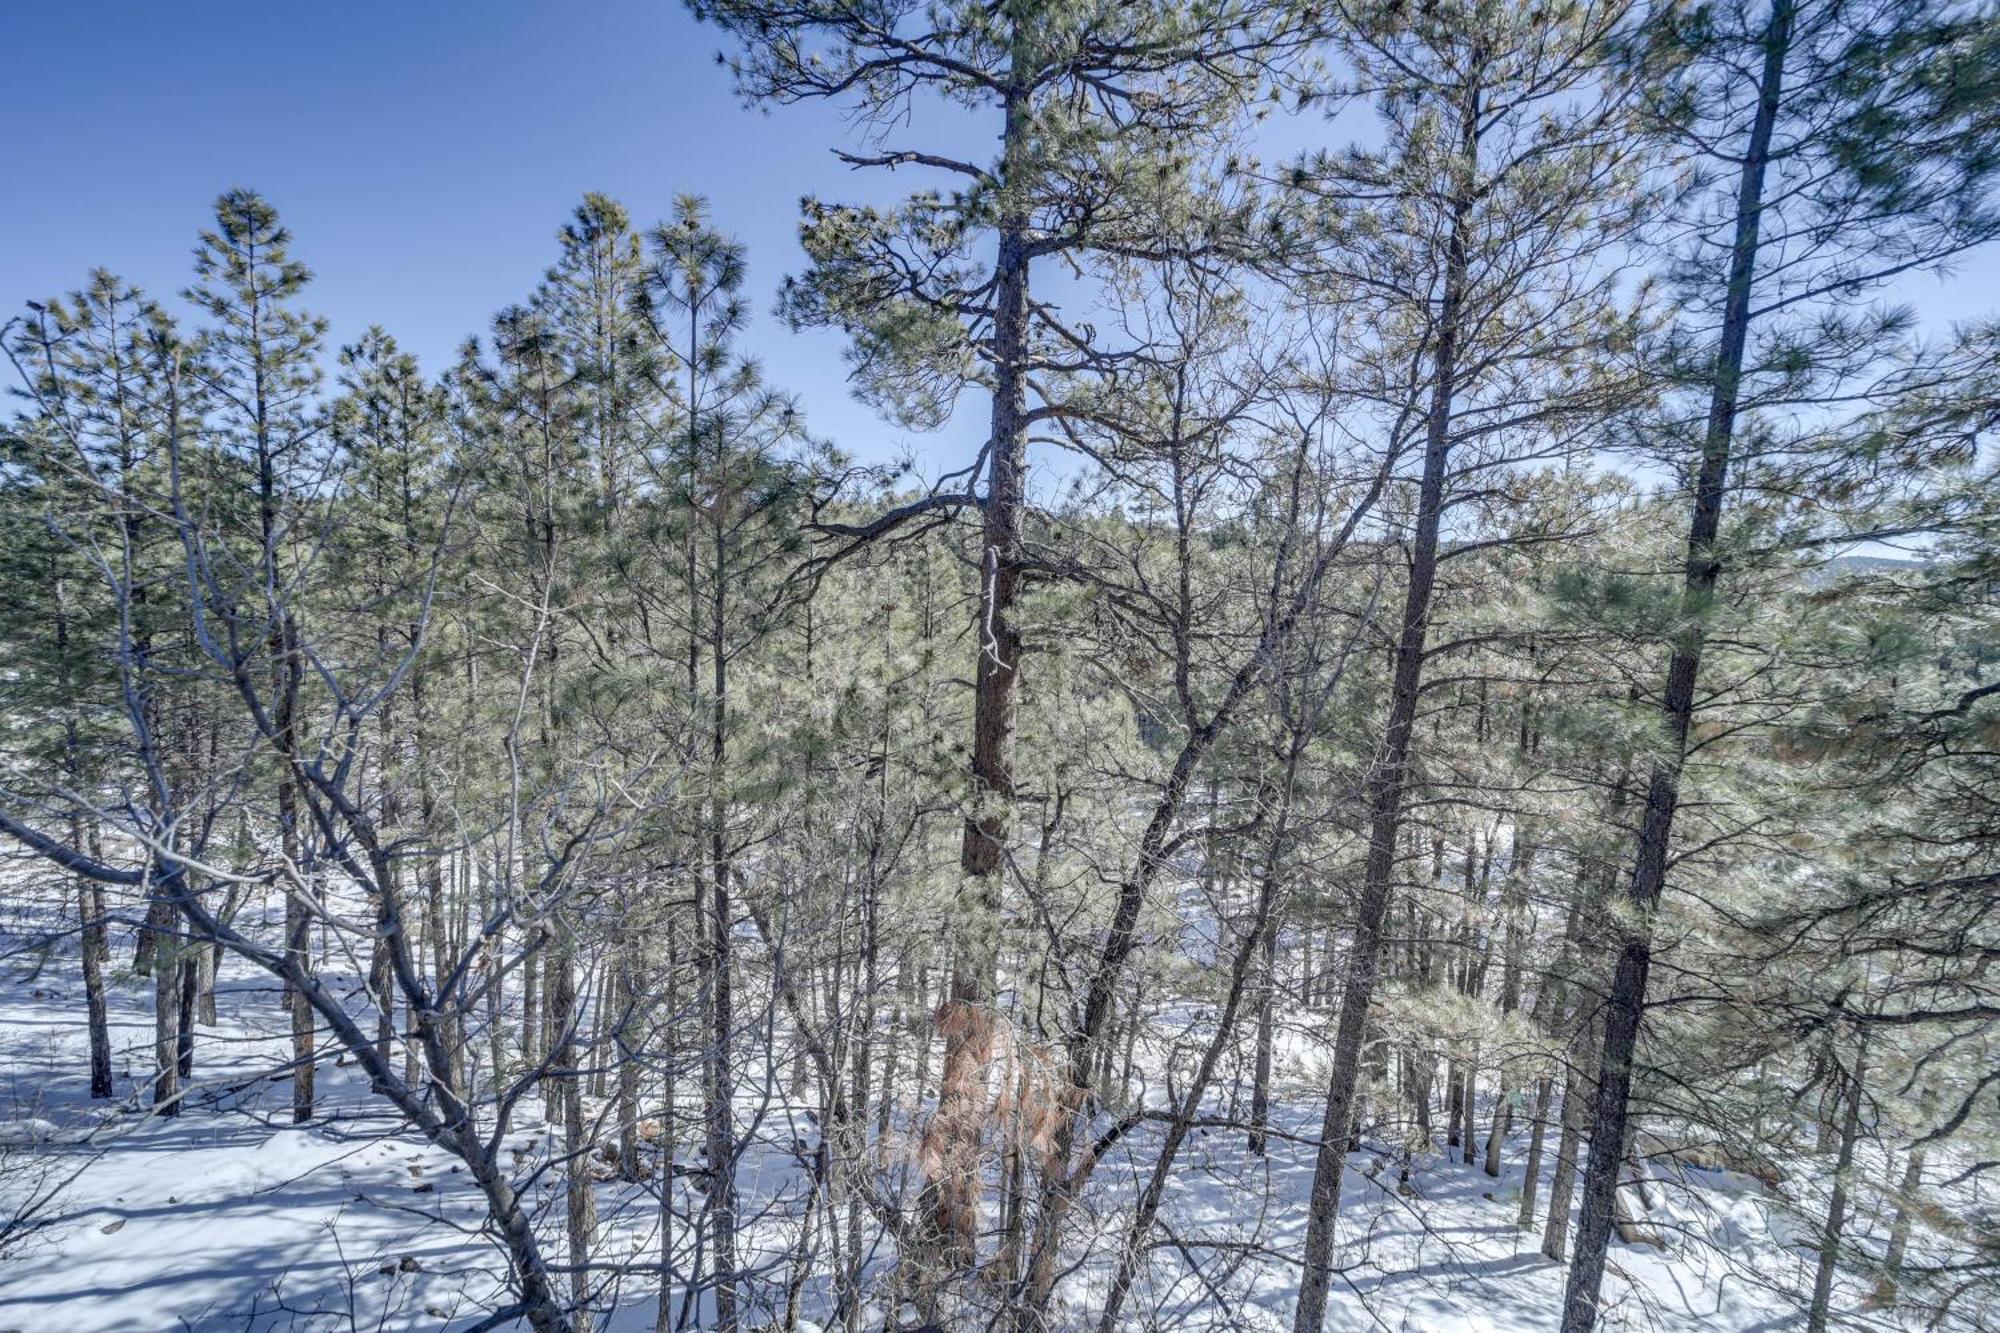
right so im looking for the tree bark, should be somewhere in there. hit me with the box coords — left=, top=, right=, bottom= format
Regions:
left=1558, top=5, right=1792, bottom=1328
left=79, top=865, right=113, bottom=1099
left=1806, top=1035, right=1867, bottom=1332
left=1291, top=91, right=1474, bottom=1329
left=554, top=948, right=597, bottom=1333
left=1542, top=1014, right=1600, bottom=1264
left=1874, top=1088, right=1933, bottom=1309
left=922, top=55, right=1032, bottom=1274
left=1517, top=1075, right=1554, bottom=1231
left=1249, top=908, right=1279, bottom=1156
left=147, top=888, right=181, bottom=1116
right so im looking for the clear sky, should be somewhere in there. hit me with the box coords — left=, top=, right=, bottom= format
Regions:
left=1, top=0, right=973, bottom=469
left=5, top=2, right=1994, bottom=478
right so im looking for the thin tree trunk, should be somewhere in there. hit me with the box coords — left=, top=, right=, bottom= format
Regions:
left=1806, top=1036, right=1867, bottom=1332
left=1517, top=1076, right=1554, bottom=1231
left=1292, top=75, right=1476, bottom=1325
left=78, top=860, right=113, bottom=1099
left=279, top=620, right=313, bottom=1123
left=615, top=957, right=642, bottom=1181
left=1559, top=7, right=1792, bottom=1327
left=196, top=889, right=227, bottom=1029
left=176, top=949, right=196, bottom=1081
left=1461, top=1063, right=1478, bottom=1166
left=523, top=942, right=541, bottom=1069
left=555, top=948, right=597, bottom=1333
left=703, top=522, right=740, bottom=1333
left=370, top=939, right=395, bottom=1074
left=1486, top=834, right=1532, bottom=1178
left=1249, top=909, right=1279, bottom=1156
left=1543, top=1017, right=1600, bottom=1264
left=1875, top=1088, right=1933, bottom=1308
left=147, top=889, right=181, bottom=1116
left=655, top=927, right=680, bottom=1333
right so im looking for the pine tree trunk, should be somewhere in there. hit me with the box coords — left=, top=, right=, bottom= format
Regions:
left=704, top=485, right=741, bottom=1329
left=79, top=867, right=113, bottom=1099
left=1558, top=11, right=1791, bottom=1331
left=133, top=904, right=156, bottom=975
left=615, top=959, right=642, bottom=1181
left=655, top=929, right=680, bottom=1333
left=176, top=952, right=196, bottom=1081
left=371, top=698, right=400, bottom=1078
left=555, top=949, right=597, bottom=1333
left=196, top=915, right=221, bottom=1028
left=1874, top=1088, right=1933, bottom=1308
left=1292, top=145, right=1472, bottom=1325
left=1517, top=1075, right=1554, bottom=1231
left=485, top=858, right=509, bottom=1085
left=418, top=678, right=462, bottom=1089
left=1542, top=1018, right=1599, bottom=1263
left=1249, top=913, right=1278, bottom=1156
left=1486, top=834, right=1532, bottom=1178
left=703, top=843, right=739, bottom=1332
left=278, top=620, right=314, bottom=1124
left=1806, top=1037, right=1867, bottom=1332
left=1412, top=1053, right=1435, bottom=1151
left=910, top=960, right=933, bottom=1115
left=1461, top=1064, right=1478, bottom=1166
left=148, top=891, right=180, bottom=1116
left=878, top=964, right=905, bottom=1141
left=370, top=939, right=394, bottom=1075
left=1484, top=1082, right=1508, bottom=1179
left=522, top=943, right=541, bottom=1070
left=923, top=49, right=1033, bottom=1276
left=588, top=965, right=611, bottom=1102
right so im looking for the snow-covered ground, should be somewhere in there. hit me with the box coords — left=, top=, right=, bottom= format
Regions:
left=0, top=935, right=1840, bottom=1332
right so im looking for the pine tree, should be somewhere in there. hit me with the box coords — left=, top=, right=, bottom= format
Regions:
left=2, top=273, right=179, bottom=1101
left=640, top=193, right=814, bottom=1333
left=1561, top=4, right=2000, bottom=1325
left=184, top=188, right=330, bottom=1124
left=688, top=0, right=1314, bottom=1282
left=328, top=328, right=451, bottom=1083
left=1282, top=2, right=1658, bottom=1322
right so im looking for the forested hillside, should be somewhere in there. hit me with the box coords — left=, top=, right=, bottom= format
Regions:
left=2, top=1, right=1997, bottom=1330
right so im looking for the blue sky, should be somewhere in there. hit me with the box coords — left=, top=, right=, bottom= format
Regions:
left=5, top=2, right=1994, bottom=480
left=1, top=1, right=967, bottom=468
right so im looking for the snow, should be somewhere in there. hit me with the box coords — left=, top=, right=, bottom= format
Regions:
left=0, top=960, right=515, bottom=1331
left=0, top=933, right=1859, bottom=1331
left=0, top=1121, right=58, bottom=1147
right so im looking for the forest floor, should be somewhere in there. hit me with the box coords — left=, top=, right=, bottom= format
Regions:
left=0, top=936, right=1832, bottom=1332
